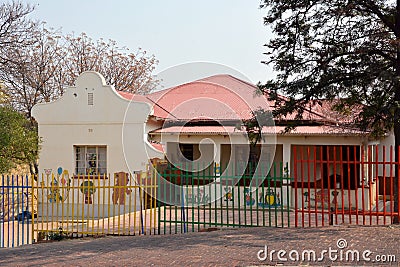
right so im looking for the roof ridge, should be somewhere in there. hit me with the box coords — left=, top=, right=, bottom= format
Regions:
left=197, top=74, right=258, bottom=89
left=299, top=103, right=337, bottom=122
left=146, top=79, right=218, bottom=97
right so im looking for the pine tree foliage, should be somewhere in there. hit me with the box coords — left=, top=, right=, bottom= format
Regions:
left=260, top=0, right=400, bottom=139
left=260, top=0, right=400, bottom=223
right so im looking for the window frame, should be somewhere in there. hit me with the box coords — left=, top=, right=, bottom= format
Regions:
left=74, top=145, right=107, bottom=175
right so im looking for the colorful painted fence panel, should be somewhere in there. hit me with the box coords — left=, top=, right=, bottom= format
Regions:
left=4, top=145, right=400, bottom=247
left=32, top=170, right=158, bottom=241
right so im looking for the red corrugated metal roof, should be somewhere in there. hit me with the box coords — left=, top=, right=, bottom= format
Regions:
left=117, top=91, right=150, bottom=103
left=270, top=126, right=367, bottom=135
left=311, top=99, right=362, bottom=124
left=149, top=142, right=164, bottom=152
left=117, top=74, right=340, bottom=123
left=197, top=75, right=334, bottom=122
left=151, top=126, right=239, bottom=134
left=145, top=80, right=269, bottom=120
left=150, top=125, right=367, bottom=136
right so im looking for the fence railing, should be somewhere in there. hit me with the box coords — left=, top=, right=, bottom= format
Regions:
left=156, top=161, right=292, bottom=233
left=293, top=145, right=400, bottom=227
left=32, top=170, right=158, bottom=242
left=3, top=145, right=400, bottom=248
left=0, top=175, right=34, bottom=248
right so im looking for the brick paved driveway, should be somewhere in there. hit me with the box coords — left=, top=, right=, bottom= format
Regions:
left=0, top=225, right=399, bottom=266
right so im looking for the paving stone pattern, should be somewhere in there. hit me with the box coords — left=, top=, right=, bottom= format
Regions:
left=0, top=225, right=399, bottom=266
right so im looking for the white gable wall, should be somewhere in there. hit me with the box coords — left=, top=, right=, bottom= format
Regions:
left=32, top=71, right=163, bottom=176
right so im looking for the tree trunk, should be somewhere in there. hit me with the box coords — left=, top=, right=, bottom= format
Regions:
left=29, top=162, right=39, bottom=177
left=393, top=121, right=400, bottom=224
left=393, top=0, right=400, bottom=224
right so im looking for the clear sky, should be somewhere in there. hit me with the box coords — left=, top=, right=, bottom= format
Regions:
left=26, top=0, right=274, bottom=86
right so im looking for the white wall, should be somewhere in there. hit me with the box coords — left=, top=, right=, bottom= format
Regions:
left=32, top=71, right=163, bottom=178
left=376, top=132, right=396, bottom=177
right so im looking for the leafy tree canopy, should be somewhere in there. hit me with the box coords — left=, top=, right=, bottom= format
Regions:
left=0, top=0, right=37, bottom=65
left=260, top=0, right=400, bottom=141
left=0, top=106, right=39, bottom=173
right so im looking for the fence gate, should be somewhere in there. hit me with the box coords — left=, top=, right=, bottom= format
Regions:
left=156, top=161, right=292, bottom=233
left=0, top=175, right=33, bottom=248
left=293, top=145, right=400, bottom=227
left=32, top=169, right=157, bottom=242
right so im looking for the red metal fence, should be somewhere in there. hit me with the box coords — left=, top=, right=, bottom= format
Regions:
left=293, top=145, right=400, bottom=227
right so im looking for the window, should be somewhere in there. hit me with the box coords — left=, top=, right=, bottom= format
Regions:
left=88, top=93, right=94, bottom=105
left=75, top=146, right=107, bottom=175
left=320, top=145, right=360, bottom=190
left=234, top=144, right=258, bottom=176
left=179, top=144, right=200, bottom=161
left=165, top=142, right=215, bottom=184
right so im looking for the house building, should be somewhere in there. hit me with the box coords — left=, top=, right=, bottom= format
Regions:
left=32, top=71, right=390, bottom=210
